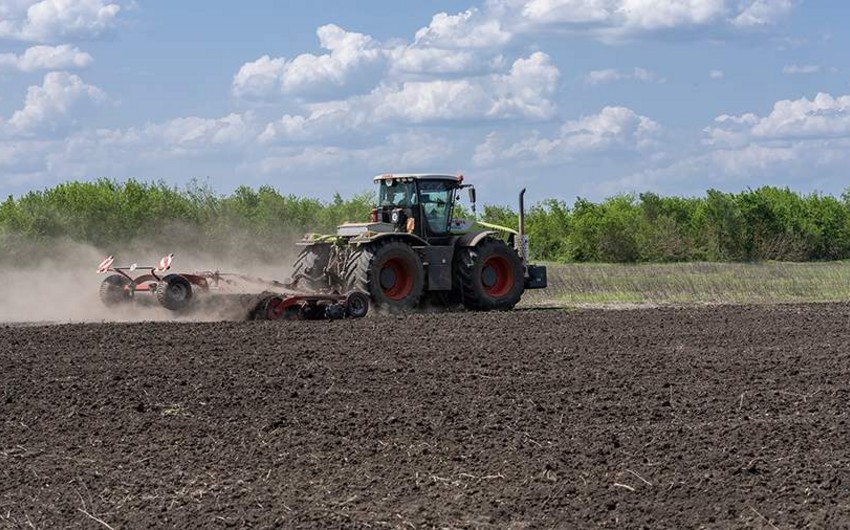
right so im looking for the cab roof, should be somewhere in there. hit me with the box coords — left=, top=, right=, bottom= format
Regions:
left=373, top=173, right=463, bottom=183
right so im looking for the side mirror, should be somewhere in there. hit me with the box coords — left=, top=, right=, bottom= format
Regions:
left=467, top=187, right=476, bottom=204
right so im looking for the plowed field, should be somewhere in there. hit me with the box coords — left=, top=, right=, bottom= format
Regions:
left=3, top=304, right=850, bottom=528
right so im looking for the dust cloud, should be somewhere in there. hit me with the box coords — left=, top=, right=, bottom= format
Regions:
left=0, top=230, right=301, bottom=324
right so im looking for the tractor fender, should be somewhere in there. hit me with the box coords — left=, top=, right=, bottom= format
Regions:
left=351, top=231, right=429, bottom=247
left=456, top=230, right=497, bottom=248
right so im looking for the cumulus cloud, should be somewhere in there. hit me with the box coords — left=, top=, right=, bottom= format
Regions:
left=136, top=113, right=258, bottom=153
left=261, top=52, right=560, bottom=143
left=623, top=90, right=850, bottom=194
left=584, top=67, right=662, bottom=85
left=0, top=112, right=263, bottom=190
left=732, top=0, right=795, bottom=27
left=0, top=44, right=93, bottom=72
left=414, top=9, right=512, bottom=49
left=488, top=0, right=796, bottom=39
left=0, top=0, right=121, bottom=42
left=473, top=105, right=660, bottom=165
left=707, top=92, right=850, bottom=143
left=387, top=47, right=483, bottom=75
left=1, top=72, right=106, bottom=138
left=232, top=24, right=384, bottom=100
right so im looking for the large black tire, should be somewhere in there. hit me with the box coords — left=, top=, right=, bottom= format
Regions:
left=455, top=237, right=524, bottom=310
left=99, top=274, right=131, bottom=306
left=289, top=244, right=332, bottom=291
left=156, top=274, right=193, bottom=311
left=344, top=240, right=425, bottom=312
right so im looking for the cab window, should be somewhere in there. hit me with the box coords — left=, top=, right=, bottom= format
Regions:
left=379, top=179, right=417, bottom=207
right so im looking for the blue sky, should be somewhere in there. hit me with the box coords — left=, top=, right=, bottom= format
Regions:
left=1, top=0, right=849, bottom=206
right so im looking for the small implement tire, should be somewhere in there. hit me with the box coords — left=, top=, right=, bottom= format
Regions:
left=99, top=274, right=131, bottom=306
left=344, top=240, right=424, bottom=312
left=256, top=295, right=301, bottom=320
left=455, top=237, right=524, bottom=310
left=156, top=274, right=193, bottom=311
left=345, top=291, right=369, bottom=318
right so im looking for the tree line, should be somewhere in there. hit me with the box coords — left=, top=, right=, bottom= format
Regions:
left=2, top=178, right=850, bottom=263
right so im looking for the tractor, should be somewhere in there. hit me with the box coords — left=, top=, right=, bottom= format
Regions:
left=287, top=174, right=547, bottom=312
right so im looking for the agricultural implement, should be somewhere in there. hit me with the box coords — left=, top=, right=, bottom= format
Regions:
left=95, top=254, right=369, bottom=320
left=287, top=173, right=547, bottom=312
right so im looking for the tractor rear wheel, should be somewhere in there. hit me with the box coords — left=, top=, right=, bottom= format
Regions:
left=99, top=274, right=131, bottom=306
left=455, top=237, right=524, bottom=310
left=344, top=240, right=424, bottom=312
left=156, top=274, right=193, bottom=311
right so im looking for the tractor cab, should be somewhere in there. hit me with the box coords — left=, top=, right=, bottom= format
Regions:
left=373, top=174, right=470, bottom=242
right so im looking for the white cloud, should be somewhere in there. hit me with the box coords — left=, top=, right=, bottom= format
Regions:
left=0, top=0, right=121, bottom=42
left=622, top=90, right=850, bottom=195
left=707, top=92, right=850, bottom=142
left=0, top=45, right=93, bottom=72
left=232, top=24, right=384, bottom=100
left=732, top=0, right=794, bottom=27
left=2, top=72, right=106, bottom=138
left=261, top=52, right=560, bottom=143
left=709, top=69, right=725, bottom=79
left=0, top=112, right=262, bottom=189
left=584, top=67, right=662, bottom=84
left=782, top=64, right=820, bottom=75
left=488, top=0, right=796, bottom=39
left=473, top=105, right=660, bottom=165
left=616, top=0, right=727, bottom=31
left=387, top=47, right=482, bottom=75
left=414, top=9, right=512, bottom=49
left=141, top=114, right=257, bottom=153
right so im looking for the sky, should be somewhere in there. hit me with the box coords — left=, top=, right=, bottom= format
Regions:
left=1, top=0, right=849, bottom=206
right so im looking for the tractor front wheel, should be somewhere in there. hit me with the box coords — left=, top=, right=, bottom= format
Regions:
left=455, top=237, right=524, bottom=310
left=345, top=240, right=424, bottom=312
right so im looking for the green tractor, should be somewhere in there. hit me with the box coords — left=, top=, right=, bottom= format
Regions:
left=288, top=174, right=547, bottom=312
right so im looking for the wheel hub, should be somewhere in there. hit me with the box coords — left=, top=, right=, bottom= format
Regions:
left=169, top=284, right=188, bottom=301
left=481, top=265, right=497, bottom=288
left=380, top=267, right=397, bottom=289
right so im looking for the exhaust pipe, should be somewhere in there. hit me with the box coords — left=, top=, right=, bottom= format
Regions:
left=517, top=187, right=547, bottom=290
left=517, top=188, right=528, bottom=269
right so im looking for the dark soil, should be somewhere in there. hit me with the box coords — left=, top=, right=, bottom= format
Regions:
left=2, top=303, right=850, bottom=528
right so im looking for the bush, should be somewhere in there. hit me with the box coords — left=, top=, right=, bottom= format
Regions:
left=4, top=180, right=850, bottom=264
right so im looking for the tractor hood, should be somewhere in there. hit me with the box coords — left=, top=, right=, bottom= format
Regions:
left=336, top=222, right=395, bottom=237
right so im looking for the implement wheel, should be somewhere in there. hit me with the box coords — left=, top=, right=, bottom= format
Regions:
left=257, top=295, right=301, bottom=320
left=99, top=274, right=131, bottom=306
left=455, top=237, right=524, bottom=310
left=345, top=291, right=369, bottom=318
left=156, top=274, right=193, bottom=311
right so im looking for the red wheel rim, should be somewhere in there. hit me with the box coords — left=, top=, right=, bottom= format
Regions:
left=380, top=257, right=414, bottom=300
left=481, top=256, right=513, bottom=297
left=266, top=297, right=287, bottom=320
